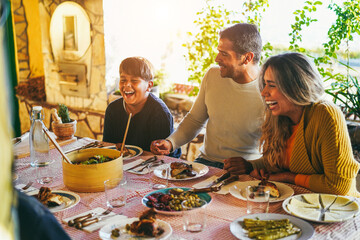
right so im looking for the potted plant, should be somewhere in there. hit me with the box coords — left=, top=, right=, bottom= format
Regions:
left=151, top=69, right=167, bottom=98
left=326, top=75, right=360, bottom=147
left=51, top=104, right=77, bottom=140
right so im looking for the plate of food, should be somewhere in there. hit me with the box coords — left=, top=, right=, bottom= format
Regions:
left=230, top=213, right=314, bottom=240
left=282, top=193, right=360, bottom=223
left=99, top=209, right=172, bottom=240
left=142, top=187, right=211, bottom=215
left=29, top=187, right=80, bottom=213
left=229, top=180, right=294, bottom=203
left=153, top=161, right=209, bottom=180
left=104, top=145, right=143, bottom=160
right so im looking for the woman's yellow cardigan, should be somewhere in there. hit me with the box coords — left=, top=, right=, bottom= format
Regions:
left=290, top=100, right=360, bottom=197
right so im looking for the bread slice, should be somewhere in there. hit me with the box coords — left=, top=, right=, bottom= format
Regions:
left=320, top=194, right=336, bottom=209
left=287, top=203, right=321, bottom=221
left=290, top=197, right=320, bottom=209
left=302, top=194, right=320, bottom=206
left=329, top=201, right=359, bottom=212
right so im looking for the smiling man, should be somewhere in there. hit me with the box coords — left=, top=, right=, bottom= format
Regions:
left=151, top=23, right=264, bottom=174
left=103, top=57, right=180, bottom=157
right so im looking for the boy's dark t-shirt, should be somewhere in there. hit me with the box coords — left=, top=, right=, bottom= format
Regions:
left=103, top=93, right=181, bottom=158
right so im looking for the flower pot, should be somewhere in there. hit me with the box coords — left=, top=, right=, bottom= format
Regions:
left=52, top=119, right=77, bottom=140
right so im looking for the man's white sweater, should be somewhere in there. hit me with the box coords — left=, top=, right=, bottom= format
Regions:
left=168, top=67, right=264, bottom=163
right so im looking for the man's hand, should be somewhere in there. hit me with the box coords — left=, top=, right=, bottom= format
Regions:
left=150, top=139, right=172, bottom=155
left=223, top=157, right=253, bottom=175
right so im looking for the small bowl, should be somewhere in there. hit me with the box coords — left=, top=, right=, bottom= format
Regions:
left=52, top=120, right=77, bottom=140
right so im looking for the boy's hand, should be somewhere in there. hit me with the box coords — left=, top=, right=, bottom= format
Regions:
left=150, top=139, right=172, bottom=155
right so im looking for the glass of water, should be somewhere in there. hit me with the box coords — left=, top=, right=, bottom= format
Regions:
left=104, top=176, right=127, bottom=208
left=181, top=199, right=207, bottom=232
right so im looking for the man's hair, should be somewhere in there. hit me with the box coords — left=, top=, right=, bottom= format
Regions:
left=119, top=57, right=154, bottom=81
left=219, top=23, right=262, bottom=63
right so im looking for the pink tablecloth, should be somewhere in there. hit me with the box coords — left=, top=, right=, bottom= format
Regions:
left=14, top=138, right=360, bottom=240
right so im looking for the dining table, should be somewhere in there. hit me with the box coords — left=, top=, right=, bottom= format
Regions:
left=13, top=136, right=360, bottom=240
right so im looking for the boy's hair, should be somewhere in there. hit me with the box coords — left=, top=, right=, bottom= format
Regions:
left=119, top=57, right=154, bottom=81
left=219, top=23, right=262, bottom=63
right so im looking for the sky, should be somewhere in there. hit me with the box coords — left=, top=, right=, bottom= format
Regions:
left=103, top=0, right=359, bottom=90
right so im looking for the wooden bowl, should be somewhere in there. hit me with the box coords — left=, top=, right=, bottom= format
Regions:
left=52, top=120, right=77, bottom=140
left=62, top=148, right=123, bottom=192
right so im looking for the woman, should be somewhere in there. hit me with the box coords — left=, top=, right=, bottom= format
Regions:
left=251, top=52, right=360, bottom=197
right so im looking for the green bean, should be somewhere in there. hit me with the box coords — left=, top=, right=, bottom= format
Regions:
left=242, top=219, right=300, bottom=240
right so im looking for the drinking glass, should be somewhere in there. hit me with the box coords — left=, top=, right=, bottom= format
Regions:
left=246, top=185, right=270, bottom=214
left=34, top=159, right=55, bottom=184
left=182, top=199, right=207, bottom=232
left=104, top=177, right=127, bottom=208
left=148, top=162, right=169, bottom=189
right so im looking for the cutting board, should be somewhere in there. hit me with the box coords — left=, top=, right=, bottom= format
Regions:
left=14, top=132, right=77, bottom=158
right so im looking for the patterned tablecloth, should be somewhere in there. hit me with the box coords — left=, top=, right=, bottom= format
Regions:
left=14, top=137, right=360, bottom=240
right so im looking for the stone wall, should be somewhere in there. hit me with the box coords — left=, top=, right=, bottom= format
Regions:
left=12, top=0, right=107, bottom=138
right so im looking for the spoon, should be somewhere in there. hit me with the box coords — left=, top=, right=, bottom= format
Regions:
left=43, top=126, right=72, bottom=164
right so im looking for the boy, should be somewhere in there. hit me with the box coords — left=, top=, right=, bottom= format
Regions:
left=103, top=57, right=180, bottom=158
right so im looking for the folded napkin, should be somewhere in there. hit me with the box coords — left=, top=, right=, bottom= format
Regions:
left=99, top=217, right=138, bottom=239
left=15, top=184, right=38, bottom=194
left=123, top=159, right=158, bottom=175
left=62, top=207, right=128, bottom=233
left=192, top=176, right=239, bottom=195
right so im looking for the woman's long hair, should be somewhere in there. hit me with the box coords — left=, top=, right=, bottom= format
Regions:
left=258, top=53, right=324, bottom=171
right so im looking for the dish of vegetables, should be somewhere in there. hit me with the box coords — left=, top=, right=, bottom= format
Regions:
left=73, top=155, right=116, bottom=165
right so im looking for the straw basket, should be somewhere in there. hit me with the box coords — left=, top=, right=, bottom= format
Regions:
left=62, top=148, right=123, bottom=192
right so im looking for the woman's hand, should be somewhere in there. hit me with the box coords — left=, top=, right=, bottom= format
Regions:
left=223, top=157, right=253, bottom=175
left=150, top=139, right=172, bottom=155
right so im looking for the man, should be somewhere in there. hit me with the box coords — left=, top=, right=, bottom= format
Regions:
left=151, top=23, right=264, bottom=175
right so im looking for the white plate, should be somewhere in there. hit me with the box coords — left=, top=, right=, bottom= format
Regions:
left=99, top=218, right=172, bottom=240
left=229, top=180, right=294, bottom=203
left=282, top=194, right=360, bottom=223
left=230, top=213, right=314, bottom=240
left=104, top=145, right=143, bottom=160
left=153, top=162, right=209, bottom=181
left=29, top=190, right=80, bottom=213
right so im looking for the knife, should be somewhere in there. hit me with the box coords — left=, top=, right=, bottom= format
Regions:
left=217, top=175, right=238, bottom=188
left=125, top=156, right=158, bottom=171
left=205, top=172, right=231, bottom=188
left=192, top=175, right=239, bottom=193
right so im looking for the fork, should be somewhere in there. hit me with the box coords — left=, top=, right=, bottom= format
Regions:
left=68, top=207, right=113, bottom=226
left=75, top=213, right=115, bottom=229
left=133, top=160, right=165, bottom=173
left=21, top=181, right=33, bottom=191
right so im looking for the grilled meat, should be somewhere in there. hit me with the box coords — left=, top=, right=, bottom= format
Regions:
left=258, top=179, right=280, bottom=198
left=37, top=187, right=63, bottom=206
left=170, top=161, right=196, bottom=178
left=127, top=208, right=164, bottom=237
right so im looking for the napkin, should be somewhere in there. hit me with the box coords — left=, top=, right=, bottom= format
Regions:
left=192, top=176, right=239, bottom=195
left=99, top=217, right=138, bottom=239
left=15, top=184, right=38, bottom=194
left=62, top=207, right=128, bottom=233
left=123, top=159, right=158, bottom=175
